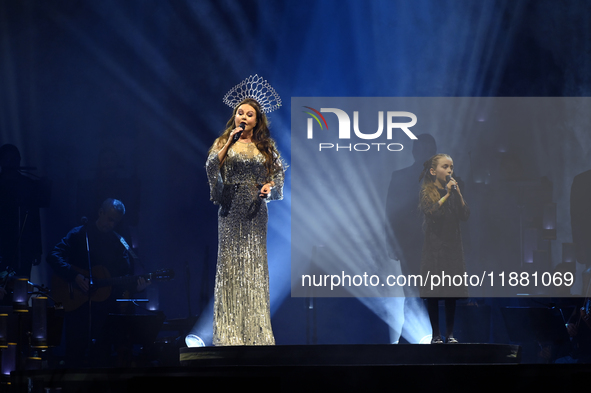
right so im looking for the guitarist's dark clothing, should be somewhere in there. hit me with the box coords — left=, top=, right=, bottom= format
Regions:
left=46, top=223, right=134, bottom=366
left=47, top=224, right=131, bottom=286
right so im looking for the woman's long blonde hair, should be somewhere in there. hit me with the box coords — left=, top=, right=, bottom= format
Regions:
left=418, top=154, right=452, bottom=207
left=210, top=98, right=280, bottom=177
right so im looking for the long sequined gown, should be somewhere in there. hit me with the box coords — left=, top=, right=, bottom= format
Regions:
left=206, top=140, right=284, bottom=346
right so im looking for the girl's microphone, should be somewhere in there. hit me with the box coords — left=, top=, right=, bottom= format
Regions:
left=446, top=175, right=457, bottom=191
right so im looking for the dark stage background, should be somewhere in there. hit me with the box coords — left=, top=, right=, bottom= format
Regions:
left=1, top=0, right=590, bottom=349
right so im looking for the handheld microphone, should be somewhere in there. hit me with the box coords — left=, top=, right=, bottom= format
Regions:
left=446, top=175, right=457, bottom=191
left=233, top=122, right=246, bottom=142
left=81, top=216, right=88, bottom=226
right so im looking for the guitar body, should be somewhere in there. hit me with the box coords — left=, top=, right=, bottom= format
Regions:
left=52, top=266, right=174, bottom=312
left=51, top=265, right=113, bottom=312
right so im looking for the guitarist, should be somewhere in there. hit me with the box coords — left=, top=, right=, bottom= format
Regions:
left=46, top=198, right=150, bottom=366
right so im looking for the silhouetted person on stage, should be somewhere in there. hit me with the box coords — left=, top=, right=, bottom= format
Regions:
left=558, top=292, right=591, bottom=363
left=385, top=134, right=436, bottom=343
left=0, top=144, right=49, bottom=278
left=571, top=169, right=591, bottom=268
left=473, top=152, right=524, bottom=287
left=47, top=198, right=149, bottom=366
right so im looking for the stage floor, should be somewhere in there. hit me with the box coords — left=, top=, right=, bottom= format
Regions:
left=10, top=344, right=591, bottom=393
left=179, top=343, right=522, bottom=366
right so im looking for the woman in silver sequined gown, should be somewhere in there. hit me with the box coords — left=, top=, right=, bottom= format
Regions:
left=206, top=98, right=284, bottom=346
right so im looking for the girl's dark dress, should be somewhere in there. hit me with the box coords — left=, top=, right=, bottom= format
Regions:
left=420, top=187, right=470, bottom=298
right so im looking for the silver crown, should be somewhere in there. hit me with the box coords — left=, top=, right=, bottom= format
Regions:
left=222, top=74, right=282, bottom=114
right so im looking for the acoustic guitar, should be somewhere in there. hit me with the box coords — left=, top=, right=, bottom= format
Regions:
left=51, top=265, right=174, bottom=312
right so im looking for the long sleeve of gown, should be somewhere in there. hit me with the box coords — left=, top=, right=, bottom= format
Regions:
left=206, top=150, right=223, bottom=205
left=266, top=157, right=285, bottom=202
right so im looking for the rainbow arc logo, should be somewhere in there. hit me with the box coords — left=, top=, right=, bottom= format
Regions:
left=303, top=106, right=329, bottom=130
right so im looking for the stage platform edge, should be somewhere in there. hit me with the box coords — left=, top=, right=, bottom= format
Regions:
left=179, top=343, right=521, bottom=366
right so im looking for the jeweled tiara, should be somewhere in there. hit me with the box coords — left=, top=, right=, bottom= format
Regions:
left=222, top=74, right=282, bottom=114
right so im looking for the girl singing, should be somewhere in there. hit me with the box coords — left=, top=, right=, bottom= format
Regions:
left=419, top=154, right=469, bottom=343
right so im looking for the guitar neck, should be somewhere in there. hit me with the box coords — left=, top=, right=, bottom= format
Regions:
left=95, top=273, right=148, bottom=288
